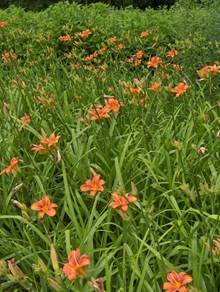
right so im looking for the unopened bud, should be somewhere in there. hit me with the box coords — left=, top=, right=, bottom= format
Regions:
left=50, top=245, right=59, bottom=275
left=0, top=259, right=9, bottom=276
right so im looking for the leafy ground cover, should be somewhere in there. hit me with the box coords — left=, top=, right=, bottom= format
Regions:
left=0, top=2, right=220, bottom=291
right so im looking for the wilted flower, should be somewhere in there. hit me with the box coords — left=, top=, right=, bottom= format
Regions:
left=197, top=146, right=208, bottom=155
left=89, top=278, right=106, bottom=292
left=63, top=248, right=90, bottom=281
left=163, top=271, right=192, bottom=292
left=173, top=140, right=183, bottom=151
left=208, top=237, right=220, bottom=256
left=7, top=259, right=26, bottom=280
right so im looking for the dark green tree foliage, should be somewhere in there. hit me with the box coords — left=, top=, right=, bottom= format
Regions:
left=0, top=0, right=176, bottom=10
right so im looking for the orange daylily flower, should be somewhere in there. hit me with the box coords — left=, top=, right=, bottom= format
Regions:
left=40, top=133, right=60, bottom=148
left=88, top=106, right=110, bottom=121
left=104, top=98, right=121, bottom=113
left=136, top=50, right=144, bottom=59
left=2, top=51, right=17, bottom=62
left=140, top=31, right=150, bottom=38
left=21, top=115, right=31, bottom=125
left=80, top=174, right=105, bottom=197
left=163, top=271, right=192, bottom=292
left=32, top=133, right=60, bottom=154
left=79, top=29, right=92, bottom=39
left=117, top=43, right=125, bottom=50
left=209, top=64, right=220, bottom=75
left=129, top=87, right=141, bottom=95
left=197, top=64, right=220, bottom=78
left=0, top=21, right=8, bottom=27
left=108, top=36, right=117, bottom=44
left=31, top=144, right=48, bottom=154
left=169, top=82, right=189, bottom=97
left=63, top=248, right=90, bottom=281
left=148, top=81, right=161, bottom=91
left=147, top=56, right=162, bottom=68
left=59, top=34, right=72, bottom=42
left=0, top=157, right=19, bottom=176
left=110, top=192, right=137, bottom=215
left=31, top=195, right=58, bottom=219
left=173, top=64, right=182, bottom=72
left=166, top=50, right=178, bottom=58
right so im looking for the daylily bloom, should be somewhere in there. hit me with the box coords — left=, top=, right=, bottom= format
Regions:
left=31, top=144, right=48, bottom=154
left=169, top=82, right=188, bottom=97
left=197, top=64, right=220, bottom=78
left=31, top=195, right=58, bottom=219
left=117, top=43, right=125, bottom=50
left=148, top=81, right=161, bottom=91
left=18, top=115, right=31, bottom=131
left=40, top=133, right=60, bottom=148
left=147, top=56, right=162, bottom=68
left=2, top=51, right=17, bottom=62
left=108, top=36, right=117, bottom=44
left=110, top=192, right=137, bottom=214
left=79, top=29, right=92, bottom=39
left=173, top=64, right=182, bottom=72
left=140, top=31, right=150, bottom=38
left=166, top=50, right=178, bottom=58
left=163, top=271, right=192, bottom=292
left=104, top=98, right=121, bottom=113
left=63, top=248, right=90, bottom=281
left=32, top=133, right=60, bottom=154
left=59, top=34, right=72, bottom=42
left=80, top=174, right=105, bottom=197
left=209, top=64, right=220, bottom=75
left=21, top=115, right=31, bottom=125
left=136, top=50, right=144, bottom=59
left=88, top=106, right=110, bottom=121
left=0, top=157, right=19, bottom=176
left=129, top=87, right=141, bottom=95
left=0, top=21, right=8, bottom=27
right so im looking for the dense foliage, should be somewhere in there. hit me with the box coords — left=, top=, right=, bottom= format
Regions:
left=0, top=0, right=204, bottom=10
left=0, top=2, right=220, bottom=291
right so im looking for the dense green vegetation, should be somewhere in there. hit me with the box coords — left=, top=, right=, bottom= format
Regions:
left=0, top=2, right=220, bottom=291
left=0, top=0, right=211, bottom=10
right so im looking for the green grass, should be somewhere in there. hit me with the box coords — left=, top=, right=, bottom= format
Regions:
left=0, top=1, right=220, bottom=291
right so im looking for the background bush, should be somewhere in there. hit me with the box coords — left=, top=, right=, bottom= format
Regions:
left=0, top=0, right=212, bottom=10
